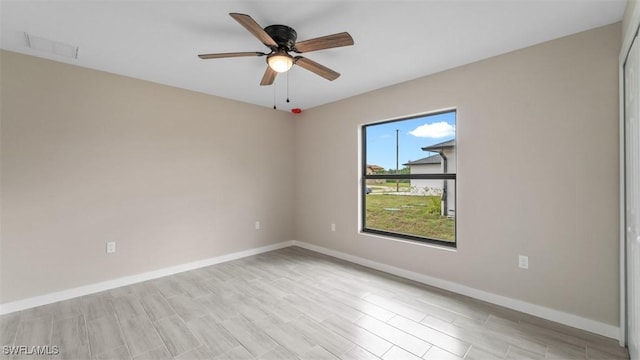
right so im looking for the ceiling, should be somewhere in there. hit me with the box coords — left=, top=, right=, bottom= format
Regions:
left=1, top=1, right=626, bottom=111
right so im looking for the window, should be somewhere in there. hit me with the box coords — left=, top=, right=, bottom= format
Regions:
left=362, top=110, right=456, bottom=247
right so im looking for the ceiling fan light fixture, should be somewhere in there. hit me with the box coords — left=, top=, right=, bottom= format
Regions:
left=267, top=52, right=293, bottom=73
left=198, top=13, right=353, bottom=85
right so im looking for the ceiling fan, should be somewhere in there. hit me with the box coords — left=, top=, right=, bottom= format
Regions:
left=198, top=13, right=354, bottom=86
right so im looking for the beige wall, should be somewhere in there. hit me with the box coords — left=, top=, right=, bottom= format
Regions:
left=0, top=22, right=622, bottom=328
left=0, top=50, right=295, bottom=303
left=294, top=23, right=621, bottom=326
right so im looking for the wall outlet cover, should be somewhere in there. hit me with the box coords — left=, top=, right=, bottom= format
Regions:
left=518, top=255, right=529, bottom=269
left=106, top=242, right=116, bottom=254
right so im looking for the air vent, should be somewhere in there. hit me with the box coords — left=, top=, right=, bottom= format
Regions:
left=24, top=33, right=78, bottom=59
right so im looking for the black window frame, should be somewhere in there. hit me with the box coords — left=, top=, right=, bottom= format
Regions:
left=361, top=110, right=457, bottom=248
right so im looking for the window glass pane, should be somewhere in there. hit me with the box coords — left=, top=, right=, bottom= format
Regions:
left=364, top=111, right=456, bottom=176
left=363, top=110, right=456, bottom=245
left=364, top=180, right=455, bottom=243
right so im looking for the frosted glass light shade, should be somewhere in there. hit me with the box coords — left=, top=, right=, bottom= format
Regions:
left=268, top=53, right=293, bottom=73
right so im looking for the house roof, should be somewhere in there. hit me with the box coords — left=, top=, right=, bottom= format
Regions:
left=421, top=139, right=455, bottom=152
left=404, top=154, right=442, bottom=166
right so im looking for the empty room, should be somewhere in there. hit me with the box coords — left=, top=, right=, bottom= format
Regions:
left=1, top=1, right=639, bottom=359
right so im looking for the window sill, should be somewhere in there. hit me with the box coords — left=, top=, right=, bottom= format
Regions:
left=359, top=229, right=457, bottom=252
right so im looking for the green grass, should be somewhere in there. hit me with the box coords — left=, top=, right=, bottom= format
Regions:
left=365, top=194, right=455, bottom=242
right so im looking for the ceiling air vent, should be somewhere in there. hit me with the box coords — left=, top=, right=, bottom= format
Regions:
left=24, top=33, right=78, bottom=59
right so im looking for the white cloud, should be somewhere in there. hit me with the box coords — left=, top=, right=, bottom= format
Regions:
left=409, top=122, right=455, bottom=138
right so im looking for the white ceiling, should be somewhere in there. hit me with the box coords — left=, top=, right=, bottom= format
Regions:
left=1, top=0, right=626, bottom=111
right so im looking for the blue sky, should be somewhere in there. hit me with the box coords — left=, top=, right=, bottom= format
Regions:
left=365, top=111, right=455, bottom=170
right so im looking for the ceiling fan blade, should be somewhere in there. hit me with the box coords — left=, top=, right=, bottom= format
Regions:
left=229, top=13, right=277, bottom=48
left=198, top=52, right=265, bottom=59
left=260, top=66, right=277, bottom=86
left=294, top=32, right=354, bottom=53
left=294, top=57, right=340, bottom=81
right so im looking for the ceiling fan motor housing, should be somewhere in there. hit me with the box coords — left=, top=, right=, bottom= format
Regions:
left=264, top=25, right=297, bottom=51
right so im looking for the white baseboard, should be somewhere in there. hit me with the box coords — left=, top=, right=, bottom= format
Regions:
left=291, top=240, right=620, bottom=340
left=0, top=240, right=294, bottom=315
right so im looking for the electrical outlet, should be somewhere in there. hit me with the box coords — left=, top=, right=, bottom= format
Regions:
left=331, top=223, right=336, bottom=232
left=106, top=241, right=116, bottom=254
left=255, top=221, right=260, bottom=230
left=518, top=255, right=528, bottom=269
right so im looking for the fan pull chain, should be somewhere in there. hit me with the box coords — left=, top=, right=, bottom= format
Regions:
left=286, top=71, right=290, bottom=103
left=273, top=83, right=276, bottom=110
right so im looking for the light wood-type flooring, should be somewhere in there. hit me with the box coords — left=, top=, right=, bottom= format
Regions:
left=0, top=247, right=630, bottom=360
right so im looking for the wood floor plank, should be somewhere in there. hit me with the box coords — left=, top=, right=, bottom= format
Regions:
left=302, top=345, right=341, bottom=360
left=468, top=314, right=548, bottom=356
left=321, top=314, right=392, bottom=357
left=258, top=344, right=298, bottom=360
left=242, top=279, right=290, bottom=299
left=165, top=295, right=207, bottom=323
left=112, top=296, right=146, bottom=321
left=281, top=293, right=334, bottom=322
left=195, top=295, right=242, bottom=323
left=152, top=316, right=200, bottom=357
left=293, top=280, right=365, bottom=322
left=94, top=345, right=131, bottom=360
left=186, top=315, right=239, bottom=357
left=139, top=294, right=176, bottom=322
left=19, top=304, right=55, bottom=321
left=505, top=345, right=546, bottom=360
left=465, top=346, right=503, bottom=360
left=263, top=321, right=316, bottom=357
left=423, top=346, right=465, bottom=360
left=132, top=346, right=172, bottom=360
left=587, top=345, right=630, bottom=360
left=362, top=294, right=426, bottom=322
left=153, top=277, right=186, bottom=299
left=289, top=316, right=355, bottom=357
left=546, top=343, right=588, bottom=360
left=51, top=314, right=89, bottom=355
left=60, top=343, right=91, bottom=360
left=0, top=313, right=20, bottom=347
left=387, top=315, right=470, bottom=357
left=225, top=294, right=286, bottom=329
left=220, top=316, right=277, bottom=357
left=87, top=314, right=126, bottom=357
left=212, top=346, right=255, bottom=360
left=340, top=345, right=380, bottom=360
left=243, top=300, right=293, bottom=328
left=388, top=294, right=460, bottom=323
left=174, top=279, right=211, bottom=299
left=82, top=293, right=115, bottom=321
left=119, top=315, right=163, bottom=357
left=420, top=315, right=510, bottom=358
left=354, top=315, right=432, bottom=357
left=315, top=287, right=395, bottom=322
left=173, top=346, right=212, bottom=360
left=12, top=316, right=53, bottom=352
left=53, top=298, right=83, bottom=321
left=381, top=345, right=423, bottom=360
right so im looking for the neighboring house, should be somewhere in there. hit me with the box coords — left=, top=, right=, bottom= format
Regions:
left=366, top=164, right=384, bottom=175
left=366, top=164, right=385, bottom=184
left=404, top=139, right=456, bottom=216
left=404, top=154, right=443, bottom=195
